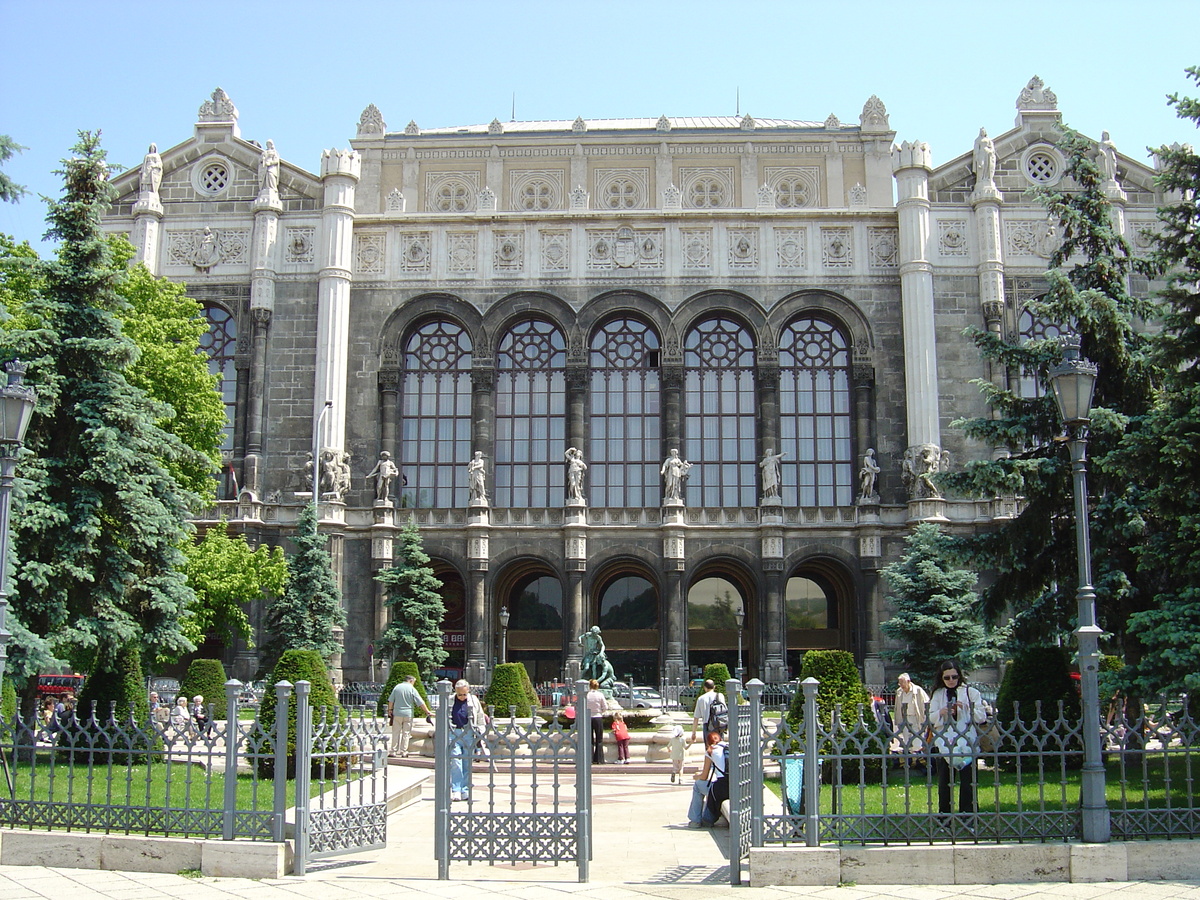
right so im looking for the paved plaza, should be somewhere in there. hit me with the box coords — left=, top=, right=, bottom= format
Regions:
left=1, top=763, right=1199, bottom=899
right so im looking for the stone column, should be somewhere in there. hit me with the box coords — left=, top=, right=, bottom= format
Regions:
left=313, top=149, right=360, bottom=456
left=564, top=492, right=587, bottom=679
left=660, top=365, right=684, bottom=473
left=852, top=363, right=876, bottom=482
left=565, top=366, right=588, bottom=460
left=972, top=178, right=1007, bottom=398
left=378, top=368, right=399, bottom=452
left=242, top=308, right=271, bottom=498
left=761, top=508, right=787, bottom=682
left=131, top=195, right=163, bottom=275
left=466, top=517, right=490, bottom=685
left=756, top=365, right=780, bottom=477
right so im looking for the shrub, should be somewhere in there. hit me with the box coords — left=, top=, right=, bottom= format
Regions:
left=786, top=650, right=880, bottom=782
left=994, top=645, right=1082, bottom=770
left=375, top=661, right=430, bottom=717
left=485, top=662, right=537, bottom=717
left=177, top=658, right=229, bottom=720
left=1, top=677, right=15, bottom=721
left=71, top=644, right=158, bottom=760
left=254, top=649, right=342, bottom=778
left=703, top=663, right=732, bottom=696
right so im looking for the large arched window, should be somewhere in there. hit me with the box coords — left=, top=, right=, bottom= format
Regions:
left=399, top=319, right=473, bottom=508
left=779, top=316, right=853, bottom=506
left=1017, top=306, right=1063, bottom=399
left=784, top=569, right=847, bottom=675
left=505, top=571, right=564, bottom=682
left=684, top=316, right=757, bottom=507
left=687, top=574, right=749, bottom=673
left=597, top=572, right=659, bottom=684
left=590, top=317, right=661, bottom=507
left=495, top=319, right=567, bottom=508
left=199, top=305, right=237, bottom=452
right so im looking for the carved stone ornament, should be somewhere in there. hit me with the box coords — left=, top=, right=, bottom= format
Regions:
left=849, top=183, right=868, bottom=207
left=825, top=113, right=841, bottom=129
left=656, top=114, right=671, bottom=133
left=757, top=183, right=775, bottom=208
left=860, top=95, right=889, bottom=131
left=663, top=183, right=682, bottom=210
left=357, top=104, right=386, bottom=137
left=386, top=188, right=405, bottom=212
left=569, top=185, right=589, bottom=210
left=1017, top=75, right=1058, bottom=111
left=571, top=116, right=587, bottom=134
left=476, top=187, right=497, bottom=212
left=405, top=120, right=420, bottom=136
left=198, top=87, right=238, bottom=122
left=740, top=113, right=756, bottom=131
left=488, top=118, right=503, bottom=135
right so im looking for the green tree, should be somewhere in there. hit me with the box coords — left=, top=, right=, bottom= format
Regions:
left=0, top=135, right=26, bottom=204
left=946, top=125, right=1158, bottom=649
left=375, top=660, right=430, bottom=717
left=375, top=519, right=446, bottom=679
left=3, top=132, right=198, bottom=689
left=1120, top=67, right=1200, bottom=697
left=177, top=658, right=229, bottom=720
left=485, top=662, right=537, bottom=717
left=880, top=523, right=997, bottom=686
left=264, top=503, right=345, bottom=660
left=183, top=522, right=287, bottom=649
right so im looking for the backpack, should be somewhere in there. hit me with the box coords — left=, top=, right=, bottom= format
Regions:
left=705, top=691, right=729, bottom=734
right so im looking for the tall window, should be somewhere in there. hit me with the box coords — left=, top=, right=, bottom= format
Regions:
left=399, top=319, right=473, bottom=508
left=496, top=319, right=566, bottom=508
left=779, top=316, right=853, bottom=506
left=1017, top=306, right=1063, bottom=399
left=590, top=317, right=661, bottom=507
left=598, top=574, right=658, bottom=631
left=199, top=306, right=237, bottom=451
left=684, top=316, right=757, bottom=507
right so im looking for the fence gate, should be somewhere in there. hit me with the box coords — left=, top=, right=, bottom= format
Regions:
left=434, top=678, right=592, bottom=882
left=292, top=681, right=391, bottom=875
left=726, top=678, right=759, bottom=885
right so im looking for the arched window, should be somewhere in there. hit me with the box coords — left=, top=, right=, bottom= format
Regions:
left=399, top=319, right=473, bottom=508
left=433, top=563, right=466, bottom=672
left=590, top=317, right=661, bottom=507
left=687, top=574, right=748, bottom=673
left=598, top=574, right=658, bottom=631
left=784, top=570, right=846, bottom=674
left=496, top=319, right=566, bottom=508
left=684, top=316, right=757, bottom=507
left=199, top=306, right=236, bottom=452
left=509, top=574, right=563, bottom=630
left=1017, top=306, right=1063, bottom=399
left=779, top=316, right=853, bottom=506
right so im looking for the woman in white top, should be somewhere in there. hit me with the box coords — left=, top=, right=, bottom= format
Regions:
left=928, top=659, right=987, bottom=823
left=893, top=673, right=930, bottom=761
left=585, top=678, right=606, bottom=765
left=687, top=730, right=726, bottom=826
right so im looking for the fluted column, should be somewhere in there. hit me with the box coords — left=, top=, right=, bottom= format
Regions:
left=131, top=200, right=163, bottom=275
left=972, top=178, right=1007, bottom=398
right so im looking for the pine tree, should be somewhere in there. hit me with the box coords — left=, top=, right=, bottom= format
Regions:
left=1120, top=67, right=1200, bottom=696
left=375, top=519, right=446, bottom=680
left=879, top=523, right=995, bottom=686
left=264, top=503, right=345, bottom=660
left=946, top=126, right=1159, bottom=648
left=4, top=132, right=199, bottom=683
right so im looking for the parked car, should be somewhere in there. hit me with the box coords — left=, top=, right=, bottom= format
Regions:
left=145, top=675, right=180, bottom=706
left=611, top=682, right=679, bottom=710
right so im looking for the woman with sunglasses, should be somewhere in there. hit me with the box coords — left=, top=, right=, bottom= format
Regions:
left=927, top=659, right=987, bottom=828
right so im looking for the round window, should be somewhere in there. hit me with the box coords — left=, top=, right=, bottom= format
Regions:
left=192, top=158, right=231, bottom=196
left=1022, top=146, right=1063, bottom=186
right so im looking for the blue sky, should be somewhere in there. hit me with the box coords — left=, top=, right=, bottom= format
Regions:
left=2, top=0, right=1196, bottom=252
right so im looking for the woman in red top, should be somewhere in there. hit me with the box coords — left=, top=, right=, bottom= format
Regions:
left=611, top=710, right=631, bottom=763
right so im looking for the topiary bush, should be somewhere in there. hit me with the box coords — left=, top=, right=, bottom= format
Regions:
left=254, top=649, right=343, bottom=778
left=786, top=650, right=880, bottom=782
left=375, top=661, right=430, bottom=717
left=1, top=677, right=15, bottom=722
left=72, top=643, right=158, bottom=761
left=703, top=663, right=732, bottom=696
left=994, top=645, right=1082, bottom=770
left=177, top=658, right=229, bottom=720
left=485, top=662, right=537, bottom=717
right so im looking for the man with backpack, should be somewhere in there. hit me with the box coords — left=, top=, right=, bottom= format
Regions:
left=690, top=679, right=728, bottom=743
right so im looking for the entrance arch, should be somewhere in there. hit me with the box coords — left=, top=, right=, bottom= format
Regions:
left=785, top=558, right=855, bottom=675
left=686, top=565, right=755, bottom=677
left=593, top=563, right=659, bottom=683
left=495, top=561, right=564, bottom=682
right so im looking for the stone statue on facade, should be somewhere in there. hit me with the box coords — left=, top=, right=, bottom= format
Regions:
left=257, top=139, right=280, bottom=203
left=902, top=444, right=947, bottom=500
left=467, top=450, right=488, bottom=504
left=302, top=451, right=314, bottom=492
left=192, top=226, right=221, bottom=270
left=858, top=447, right=880, bottom=502
left=759, top=448, right=784, bottom=502
left=660, top=448, right=692, bottom=504
left=973, top=128, right=997, bottom=190
left=139, top=143, right=162, bottom=197
left=366, top=451, right=399, bottom=502
left=565, top=447, right=587, bottom=503
left=1099, top=131, right=1118, bottom=184
left=578, top=625, right=616, bottom=690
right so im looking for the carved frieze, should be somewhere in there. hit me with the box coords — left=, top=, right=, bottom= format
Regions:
left=728, top=227, right=760, bottom=270
left=587, top=226, right=663, bottom=271
left=167, top=228, right=249, bottom=270
left=399, top=231, right=433, bottom=273
left=938, top=220, right=969, bottom=257
left=494, top=231, right=524, bottom=273
left=774, top=227, right=806, bottom=270
left=284, top=227, right=315, bottom=264
left=354, top=233, right=386, bottom=275
left=540, top=230, right=570, bottom=273
left=821, top=227, right=854, bottom=269
left=867, top=227, right=899, bottom=269
left=447, top=232, right=477, bottom=274
left=682, top=229, right=712, bottom=270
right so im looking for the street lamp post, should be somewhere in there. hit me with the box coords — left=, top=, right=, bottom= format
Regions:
left=498, top=606, right=510, bottom=665
left=735, top=606, right=746, bottom=682
left=1048, top=333, right=1109, bottom=844
left=0, top=361, right=37, bottom=702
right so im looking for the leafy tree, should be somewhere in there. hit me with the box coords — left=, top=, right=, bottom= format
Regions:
left=0, top=135, right=26, bottom=203
left=946, top=125, right=1159, bottom=649
left=1120, top=66, right=1200, bottom=697
left=880, top=523, right=997, bottom=685
left=375, top=519, right=446, bottom=679
left=177, top=658, right=229, bottom=720
left=263, top=503, right=345, bottom=660
left=183, top=522, right=287, bottom=649
left=3, top=132, right=198, bottom=689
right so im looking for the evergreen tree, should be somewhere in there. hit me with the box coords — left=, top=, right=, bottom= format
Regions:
left=879, top=523, right=995, bottom=686
left=4, top=132, right=198, bottom=683
left=1120, top=67, right=1200, bottom=696
left=183, top=522, right=287, bottom=649
left=375, top=519, right=446, bottom=680
left=264, top=503, right=345, bottom=660
left=946, top=126, right=1159, bottom=648
left=0, top=135, right=26, bottom=204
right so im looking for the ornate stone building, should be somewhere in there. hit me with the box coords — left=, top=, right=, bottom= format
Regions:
left=102, top=79, right=1162, bottom=685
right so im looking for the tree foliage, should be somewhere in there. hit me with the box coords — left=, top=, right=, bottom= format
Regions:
left=255, top=649, right=341, bottom=778
left=375, top=660, right=429, bottom=717
left=375, top=519, right=446, bottom=679
left=3, top=132, right=198, bottom=683
left=485, top=662, right=538, bottom=718
left=183, top=522, right=287, bottom=649
left=177, top=658, right=230, bottom=720
left=264, top=503, right=345, bottom=661
left=945, top=126, right=1159, bottom=649
left=1120, top=66, right=1200, bottom=696
left=880, top=523, right=997, bottom=685
left=0, top=135, right=26, bottom=204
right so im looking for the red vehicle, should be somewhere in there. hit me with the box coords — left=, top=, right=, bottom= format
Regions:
left=37, top=674, right=84, bottom=698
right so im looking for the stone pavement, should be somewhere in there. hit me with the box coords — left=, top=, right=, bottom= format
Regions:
left=2, top=762, right=1199, bottom=899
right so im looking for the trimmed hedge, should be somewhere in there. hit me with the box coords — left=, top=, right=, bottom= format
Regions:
left=255, top=649, right=343, bottom=778
left=485, top=662, right=538, bottom=717
left=995, top=645, right=1082, bottom=770
left=787, top=650, right=880, bottom=782
left=177, top=658, right=229, bottom=720
left=375, top=661, right=430, bottom=717
left=77, top=643, right=150, bottom=727
left=703, top=663, right=732, bottom=696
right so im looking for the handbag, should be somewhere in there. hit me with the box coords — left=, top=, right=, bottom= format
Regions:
left=933, top=730, right=975, bottom=770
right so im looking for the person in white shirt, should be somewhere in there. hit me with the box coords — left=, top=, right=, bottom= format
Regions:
left=893, top=673, right=930, bottom=765
left=928, top=660, right=987, bottom=825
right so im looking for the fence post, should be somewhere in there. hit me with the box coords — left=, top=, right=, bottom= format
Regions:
left=271, top=680, right=292, bottom=843
left=727, top=677, right=744, bottom=887
left=222, top=679, right=242, bottom=841
left=803, top=676, right=820, bottom=847
left=293, top=680, right=312, bottom=876
left=435, top=679, right=452, bottom=880
left=575, top=678, right=590, bottom=882
left=748, top=679, right=764, bottom=847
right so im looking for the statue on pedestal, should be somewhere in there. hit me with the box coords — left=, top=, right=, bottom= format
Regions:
left=660, top=448, right=692, bottom=503
left=759, top=448, right=784, bottom=502
left=366, top=451, right=399, bottom=502
left=565, top=447, right=587, bottom=502
left=467, top=450, right=488, bottom=504
left=973, top=127, right=997, bottom=190
left=139, top=143, right=162, bottom=197
left=578, top=625, right=616, bottom=690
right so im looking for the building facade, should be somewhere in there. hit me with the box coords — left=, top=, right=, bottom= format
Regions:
left=102, top=78, right=1162, bottom=686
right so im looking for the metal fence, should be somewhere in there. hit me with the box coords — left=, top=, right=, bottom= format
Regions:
left=726, top=678, right=1200, bottom=879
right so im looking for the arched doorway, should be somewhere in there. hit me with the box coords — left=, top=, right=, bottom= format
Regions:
left=785, top=560, right=853, bottom=675
left=594, top=568, right=659, bottom=683
left=686, top=570, right=754, bottom=678
left=499, top=567, right=564, bottom=683
left=432, top=563, right=466, bottom=679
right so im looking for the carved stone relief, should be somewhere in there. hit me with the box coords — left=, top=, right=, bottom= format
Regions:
left=868, top=227, right=899, bottom=268
left=821, top=227, right=854, bottom=269
left=424, top=171, right=480, bottom=212
left=399, top=231, right=433, bottom=273
left=728, top=227, right=760, bottom=270
left=447, top=232, right=477, bottom=274
left=680, top=167, right=734, bottom=209
left=681, top=229, right=712, bottom=270
left=494, top=231, right=524, bottom=272
left=166, top=228, right=249, bottom=269
left=587, top=226, right=664, bottom=271
left=939, top=220, right=969, bottom=257
left=765, top=166, right=819, bottom=209
left=354, top=233, right=386, bottom=275
left=284, top=227, right=315, bottom=264
left=540, top=230, right=570, bottom=273
left=594, top=168, right=648, bottom=210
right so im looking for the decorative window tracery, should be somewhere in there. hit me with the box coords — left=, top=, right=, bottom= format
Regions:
left=200, top=306, right=237, bottom=453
